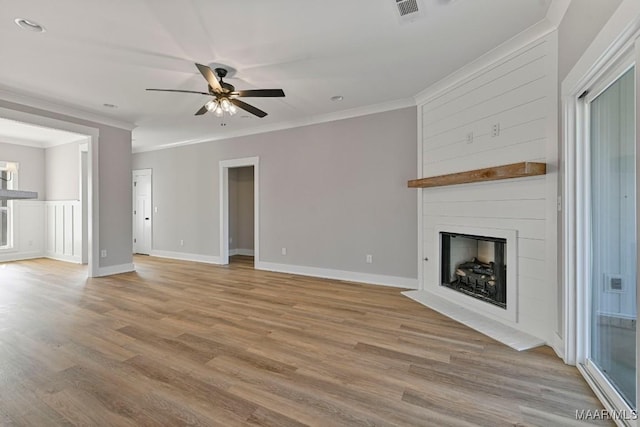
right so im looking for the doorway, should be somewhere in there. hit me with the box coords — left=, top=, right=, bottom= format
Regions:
left=219, top=157, right=259, bottom=266
left=0, top=107, right=99, bottom=277
left=228, top=166, right=255, bottom=265
left=132, top=169, right=152, bottom=255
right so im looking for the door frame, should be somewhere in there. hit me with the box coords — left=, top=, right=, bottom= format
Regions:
left=562, top=13, right=640, bottom=416
left=219, top=157, right=259, bottom=265
left=79, top=141, right=89, bottom=264
left=132, top=169, right=152, bottom=255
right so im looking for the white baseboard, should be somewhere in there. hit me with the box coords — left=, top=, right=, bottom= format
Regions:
left=150, top=250, right=222, bottom=265
left=96, top=263, right=135, bottom=277
left=255, top=261, right=418, bottom=289
left=229, top=248, right=255, bottom=257
left=45, top=252, right=82, bottom=264
left=0, top=250, right=44, bottom=263
left=551, top=332, right=565, bottom=362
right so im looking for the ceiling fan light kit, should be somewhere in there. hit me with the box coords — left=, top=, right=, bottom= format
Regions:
left=147, top=63, right=285, bottom=119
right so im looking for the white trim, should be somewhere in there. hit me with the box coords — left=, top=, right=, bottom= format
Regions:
left=79, top=141, right=89, bottom=265
left=0, top=251, right=43, bottom=263
left=219, top=157, right=260, bottom=266
left=255, top=261, right=418, bottom=289
left=45, top=253, right=82, bottom=264
left=0, top=88, right=135, bottom=131
left=562, top=2, right=640, bottom=96
left=0, top=135, right=87, bottom=149
left=416, top=104, right=424, bottom=291
left=229, top=249, right=255, bottom=257
left=95, top=263, right=135, bottom=277
left=551, top=332, right=565, bottom=360
left=132, top=98, right=415, bottom=153
left=544, top=29, right=561, bottom=348
left=561, top=3, right=640, bottom=412
left=414, top=20, right=555, bottom=106
left=150, top=250, right=222, bottom=265
left=578, top=362, right=638, bottom=427
left=562, top=7, right=640, bottom=366
left=0, top=105, right=100, bottom=278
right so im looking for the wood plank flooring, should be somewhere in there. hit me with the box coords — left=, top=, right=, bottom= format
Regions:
left=0, top=255, right=610, bottom=426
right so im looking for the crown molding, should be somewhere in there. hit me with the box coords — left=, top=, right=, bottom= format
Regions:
left=562, top=0, right=640, bottom=96
left=546, top=0, right=572, bottom=28
left=414, top=19, right=556, bottom=106
left=133, top=97, right=416, bottom=153
left=0, top=87, right=136, bottom=131
left=0, top=136, right=44, bottom=149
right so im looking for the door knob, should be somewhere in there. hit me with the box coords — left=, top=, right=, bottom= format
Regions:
left=145, top=217, right=150, bottom=220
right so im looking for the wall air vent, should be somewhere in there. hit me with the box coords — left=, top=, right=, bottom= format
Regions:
left=394, top=0, right=423, bottom=23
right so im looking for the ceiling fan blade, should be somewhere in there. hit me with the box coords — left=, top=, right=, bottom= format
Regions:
left=230, top=99, right=268, bottom=118
left=235, top=89, right=285, bottom=98
left=195, top=105, right=208, bottom=116
left=195, top=63, right=223, bottom=93
left=147, top=88, right=210, bottom=95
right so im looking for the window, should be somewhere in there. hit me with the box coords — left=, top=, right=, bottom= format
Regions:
left=0, top=161, right=18, bottom=249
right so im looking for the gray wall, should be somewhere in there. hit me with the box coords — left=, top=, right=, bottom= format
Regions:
left=558, top=0, right=623, bottom=82
left=0, top=100, right=132, bottom=270
left=45, top=141, right=82, bottom=201
left=133, top=107, right=418, bottom=279
left=0, top=141, right=45, bottom=200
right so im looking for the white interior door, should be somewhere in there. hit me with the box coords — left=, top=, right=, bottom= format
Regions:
left=133, top=169, right=152, bottom=255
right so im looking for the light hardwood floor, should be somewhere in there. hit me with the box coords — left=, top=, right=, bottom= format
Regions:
left=0, top=255, right=610, bottom=426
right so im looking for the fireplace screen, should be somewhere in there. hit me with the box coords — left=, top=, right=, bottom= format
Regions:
left=440, top=232, right=507, bottom=309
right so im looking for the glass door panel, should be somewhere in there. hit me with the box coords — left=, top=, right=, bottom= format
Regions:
left=589, top=66, right=636, bottom=408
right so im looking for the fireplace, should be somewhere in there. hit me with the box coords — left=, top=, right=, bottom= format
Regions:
left=440, top=232, right=507, bottom=309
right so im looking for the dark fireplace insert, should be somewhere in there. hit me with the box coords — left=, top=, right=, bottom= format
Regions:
left=440, top=232, right=507, bottom=309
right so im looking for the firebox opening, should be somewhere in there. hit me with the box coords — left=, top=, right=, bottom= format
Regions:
left=440, top=232, right=507, bottom=309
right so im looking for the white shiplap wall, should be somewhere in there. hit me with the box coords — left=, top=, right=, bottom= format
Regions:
left=419, top=33, right=558, bottom=342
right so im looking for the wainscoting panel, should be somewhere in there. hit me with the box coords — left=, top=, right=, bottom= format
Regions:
left=45, top=201, right=82, bottom=263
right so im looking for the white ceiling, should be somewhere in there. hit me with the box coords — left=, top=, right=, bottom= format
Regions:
left=0, top=117, right=87, bottom=148
left=0, top=0, right=552, bottom=151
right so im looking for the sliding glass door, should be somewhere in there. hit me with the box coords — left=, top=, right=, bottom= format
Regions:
left=587, top=66, right=636, bottom=409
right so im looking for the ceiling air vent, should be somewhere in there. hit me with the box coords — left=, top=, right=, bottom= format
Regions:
left=394, top=0, right=423, bottom=23
left=397, top=0, right=419, bottom=16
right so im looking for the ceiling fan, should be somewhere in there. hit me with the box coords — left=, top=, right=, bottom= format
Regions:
left=146, top=63, right=285, bottom=118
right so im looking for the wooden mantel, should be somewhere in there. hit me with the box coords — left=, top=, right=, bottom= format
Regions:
left=408, top=162, right=546, bottom=189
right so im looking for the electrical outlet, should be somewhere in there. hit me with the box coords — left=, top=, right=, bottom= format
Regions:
left=100, top=249, right=107, bottom=258
left=366, top=254, right=373, bottom=264
left=466, top=132, right=473, bottom=144
left=491, top=123, right=500, bottom=137
left=180, top=239, right=184, bottom=246
left=281, top=247, right=287, bottom=255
